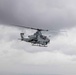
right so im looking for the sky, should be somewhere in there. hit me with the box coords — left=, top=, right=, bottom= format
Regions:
left=0, top=0, right=76, bottom=75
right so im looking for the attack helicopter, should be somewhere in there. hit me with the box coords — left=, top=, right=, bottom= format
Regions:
left=16, top=25, right=50, bottom=47
left=13, top=25, right=66, bottom=47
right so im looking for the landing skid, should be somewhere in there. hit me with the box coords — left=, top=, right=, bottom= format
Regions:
left=32, top=43, right=47, bottom=47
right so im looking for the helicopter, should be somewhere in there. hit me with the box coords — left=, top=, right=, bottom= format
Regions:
left=16, top=25, right=50, bottom=47
left=12, top=25, right=66, bottom=47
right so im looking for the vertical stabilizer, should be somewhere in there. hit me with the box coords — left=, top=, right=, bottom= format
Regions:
left=20, top=33, right=24, bottom=41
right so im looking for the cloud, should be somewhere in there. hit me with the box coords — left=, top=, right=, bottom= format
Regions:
left=49, top=27, right=76, bottom=55
left=0, top=0, right=76, bottom=74
left=0, top=0, right=76, bottom=30
left=0, top=25, right=76, bottom=75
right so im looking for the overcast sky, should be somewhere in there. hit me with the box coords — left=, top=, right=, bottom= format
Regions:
left=0, top=0, right=76, bottom=75
left=0, top=0, right=76, bottom=30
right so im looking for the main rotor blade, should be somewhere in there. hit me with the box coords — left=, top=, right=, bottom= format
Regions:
left=49, top=30, right=66, bottom=33
left=13, top=25, right=48, bottom=31
left=10, top=24, right=66, bottom=32
left=13, top=25, right=37, bottom=30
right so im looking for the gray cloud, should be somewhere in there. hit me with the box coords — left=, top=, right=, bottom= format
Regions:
left=0, top=23, right=76, bottom=75
left=0, top=0, right=76, bottom=30
left=0, top=1, right=76, bottom=75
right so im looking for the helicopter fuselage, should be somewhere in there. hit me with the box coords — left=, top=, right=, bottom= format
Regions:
left=20, top=30, right=50, bottom=46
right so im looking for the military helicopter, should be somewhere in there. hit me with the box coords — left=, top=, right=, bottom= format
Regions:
left=16, top=25, right=50, bottom=47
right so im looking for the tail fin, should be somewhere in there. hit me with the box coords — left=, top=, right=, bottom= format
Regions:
left=20, top=33, right=24, bottom=41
